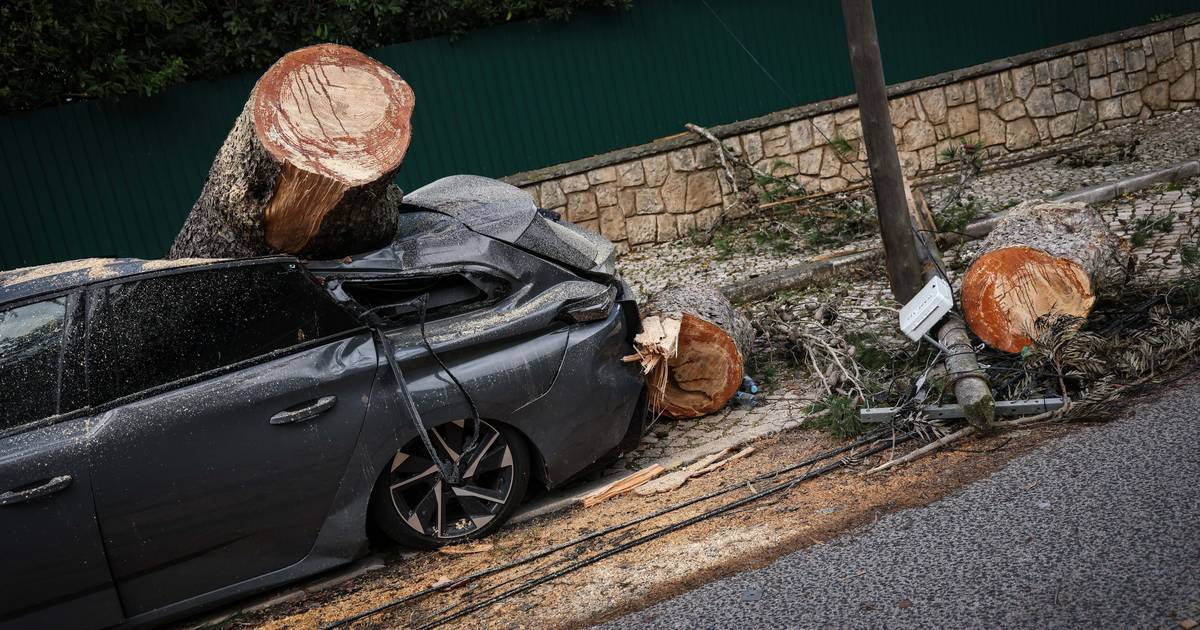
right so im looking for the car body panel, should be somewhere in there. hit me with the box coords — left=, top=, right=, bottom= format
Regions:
left=0, top=176, right=645, bottom=629
left=0, top=417, right=124, bottom=630
left=87, top=332, right=377, bottom=616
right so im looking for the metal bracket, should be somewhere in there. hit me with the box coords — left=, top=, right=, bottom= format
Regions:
left=860, top=397, right=1065, bottom=423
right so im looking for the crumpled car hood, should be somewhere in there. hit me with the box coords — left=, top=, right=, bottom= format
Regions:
left=403, top=175, right=617, bottom=277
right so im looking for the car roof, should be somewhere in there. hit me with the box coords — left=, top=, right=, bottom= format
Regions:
left=0, top=256, right=286, bottom=306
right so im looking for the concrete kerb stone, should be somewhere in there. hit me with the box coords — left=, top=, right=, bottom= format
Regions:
left=1054, top=160, right=1200, bottom=203
left=181, top=554, right=393, bottom=627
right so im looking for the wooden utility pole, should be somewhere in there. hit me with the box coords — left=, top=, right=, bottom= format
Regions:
left=839, top=0, right=923, bottom=303
left=840, top=0, right=995, bottom=432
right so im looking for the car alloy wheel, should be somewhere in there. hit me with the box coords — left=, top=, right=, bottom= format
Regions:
left=379, top=419, right=528, bottom=545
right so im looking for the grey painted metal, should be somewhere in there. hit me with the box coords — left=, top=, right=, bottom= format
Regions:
left=0, top=177, right=644, bottom=629
left=860, top=397, right=1066, bottom=422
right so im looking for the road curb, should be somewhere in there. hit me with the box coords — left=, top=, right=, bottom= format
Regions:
left=1052, top=160, right=1200, bottom=204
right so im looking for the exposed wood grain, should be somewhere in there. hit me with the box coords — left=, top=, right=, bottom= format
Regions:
left=962, top=201, right=1128, bottom=353
left=169, top=44, right=414, bottom=260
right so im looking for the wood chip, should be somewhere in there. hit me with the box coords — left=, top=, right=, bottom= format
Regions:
left=634, top=446, right=757, bottom=497
left=582, top=465, right=665, bottom=507
left=438, top=543, right=493, bottom=555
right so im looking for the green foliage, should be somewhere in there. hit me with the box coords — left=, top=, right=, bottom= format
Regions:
left=938, top=138, right=985, bottom=174
left=845, top=332, right=890, bottom=372
left=1182, top=243, right=1200, bottom=270
left=803, top=198, right=878, bottom=249
left=935, top=197, right=985, bottom=233
left=828, top=135, right=858, bottom=159
left=1130, top=212, right=1176, bottom=247
left=0, top=0, right=631, bottom=113
left=808, top=395, right=867, bottom=439
left=712, top=228, right=735, bottom=260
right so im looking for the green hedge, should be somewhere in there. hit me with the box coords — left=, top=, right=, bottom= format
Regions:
left=0, top=0, right=629, bottom=114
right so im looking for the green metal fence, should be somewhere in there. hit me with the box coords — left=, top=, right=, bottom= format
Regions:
left=0, top=0, right=1194, bottom=269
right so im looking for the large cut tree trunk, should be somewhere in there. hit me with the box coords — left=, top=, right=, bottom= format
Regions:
left=169, top=44, right=415, bottom=260
left=627, top=285, right=753, bottom=419
left=962, top=201, right=1129, bottom=353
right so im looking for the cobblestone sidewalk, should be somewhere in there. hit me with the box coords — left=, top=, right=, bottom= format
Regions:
left=619, top=108, right=1200, bottom=300
left=608, top=175, right=1199, bottom=474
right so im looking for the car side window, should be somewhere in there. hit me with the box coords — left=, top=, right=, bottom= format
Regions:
left=0, top=297, right=66, bottom=431
left=86, top=263, right=358, bottom=407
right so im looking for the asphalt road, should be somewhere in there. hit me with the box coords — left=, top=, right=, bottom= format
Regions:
left=600, top=380, right=1200, bottom=629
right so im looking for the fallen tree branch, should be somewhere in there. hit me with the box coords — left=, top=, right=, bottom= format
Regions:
left=865, top=425, right=975, bottom=475
left=685, top=122, right=805, bottom=195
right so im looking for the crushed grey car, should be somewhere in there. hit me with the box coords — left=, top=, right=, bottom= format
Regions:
left=0, top=176, right=646, bottom=629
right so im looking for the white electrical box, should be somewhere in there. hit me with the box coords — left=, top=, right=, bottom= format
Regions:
left=898, top=276, right=953, bottom=341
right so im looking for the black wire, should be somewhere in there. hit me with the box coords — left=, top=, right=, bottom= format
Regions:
left=417, top=294, right=483, bottom=460
left=411, top=435, right=913, bottom=630
left=375, top=331, right=458, bottom=484
left=319, top=428, right=898, bottom=630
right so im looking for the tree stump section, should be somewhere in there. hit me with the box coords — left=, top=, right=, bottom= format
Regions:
left=627, top=285, right=753, bottom=419
left=169, top=44, right=415, bottom=260
left=962, top=201, right=1129, bottom=353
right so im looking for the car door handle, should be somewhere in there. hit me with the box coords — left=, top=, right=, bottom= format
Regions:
left=0, top=475, right=73, bottom=506
left=270, top=396, right=337, bottom=425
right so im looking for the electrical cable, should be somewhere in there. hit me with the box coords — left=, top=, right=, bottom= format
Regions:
left=374, top=331, right=460, bottom=485
left=417, top=294, right=483, bottom=461
left=364, top=293, right=484, bottom=486
left=409, top=435, right=913, bottom=630
left=698, top=0, right=869, bottom=183
left=320, top=427, right=901, bottom=629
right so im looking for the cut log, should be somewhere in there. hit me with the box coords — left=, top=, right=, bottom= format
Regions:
left=168, top=44, right=415, bottom=260
left=628, top=285, right=753, bottom=419
left=962, top=201, right=1129, bottom=353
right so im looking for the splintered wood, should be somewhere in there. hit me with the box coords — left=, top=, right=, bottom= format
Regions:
left=581, top=465, right=665, bottom=508
left=625, top=285, right=753, bottom=419
left=623, top=315, right=682, bottom=409
left=635, top=447, right=756, bottom=496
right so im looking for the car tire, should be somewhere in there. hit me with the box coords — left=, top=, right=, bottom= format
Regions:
left=371, top=419, right=530, bottom=549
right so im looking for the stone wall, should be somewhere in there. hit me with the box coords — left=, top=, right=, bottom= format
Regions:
left=505, top=15, right=1200, bottom=253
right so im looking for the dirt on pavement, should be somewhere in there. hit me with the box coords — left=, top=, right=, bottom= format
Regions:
left=229, top=419, right=1074, bottom=630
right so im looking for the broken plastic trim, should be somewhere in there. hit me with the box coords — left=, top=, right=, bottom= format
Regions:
left=559, top=285, right=618, bottom=323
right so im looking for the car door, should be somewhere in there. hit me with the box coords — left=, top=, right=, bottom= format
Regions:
left=83, top=261, right=377, bottom=617
left=0, top=293, right=124, bottom=630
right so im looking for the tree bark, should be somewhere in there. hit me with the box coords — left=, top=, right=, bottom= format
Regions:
left=634, top=285, right=753, bottom=419
left=168, top=44, right=414, bottom=260
left=962, top=201, right=1129, bottom=353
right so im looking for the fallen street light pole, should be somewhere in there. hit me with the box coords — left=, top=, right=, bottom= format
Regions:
left=860, top=397, right=1066, bottom=423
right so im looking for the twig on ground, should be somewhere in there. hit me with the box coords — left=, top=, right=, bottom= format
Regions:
left=865, top=425, right=976, bottom=476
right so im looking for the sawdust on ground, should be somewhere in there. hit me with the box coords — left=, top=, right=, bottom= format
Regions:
left=233, top=422, right=1071, bottom=630
left=0, top=257, right=223, bottom=288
